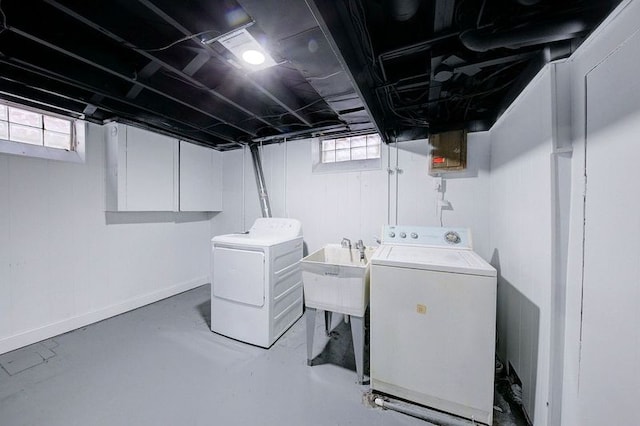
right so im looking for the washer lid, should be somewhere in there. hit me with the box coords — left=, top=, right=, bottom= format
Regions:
left=371, top=245, right=496, bottom=277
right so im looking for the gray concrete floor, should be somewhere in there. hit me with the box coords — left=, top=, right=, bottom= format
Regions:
left=0, top=285, right=527, bottom=426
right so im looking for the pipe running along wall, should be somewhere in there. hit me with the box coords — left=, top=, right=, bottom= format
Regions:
left=460, top=17, right=589, bottom=52
left=249, top=143, right=272, bottom=218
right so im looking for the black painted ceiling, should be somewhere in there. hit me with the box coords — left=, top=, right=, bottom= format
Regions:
left=312, top=0, right=621, bottom=141
left=0, top=0, right=622, bottom=148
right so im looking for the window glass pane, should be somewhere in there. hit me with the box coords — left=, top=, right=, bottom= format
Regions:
left=44, top=131, right=71, bottom=150
left=335, top=148, right=350, bottom=162
left=351, top=146, right=367, bottom=160
left=10, top=123, right=43, bottom=145
left=351, top=135, right=366, bottom=147
left=0, top=121, right=7, bottom=139
left=322, top=151, right=336, bottom=163
left=367, top=144, right=381, bottom=159
left=367, top=133, right=381, bottom=146
left=335, top=138, right=349, bottom=150
left=322, top=139, right=335, bottom=151
left=44, top=116, right=71, bottom=134
left=9, top=107, right=42, bottom=128
left=0, top=105, right=7, bottom=121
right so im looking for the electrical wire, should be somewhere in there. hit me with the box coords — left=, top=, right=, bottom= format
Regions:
left=384, top=87, right=430, bottom=127
left=160, top=69, right=208, bottom=90
left=476, top=0, right=487, bottom=29
left=387, top=140, right=391, bottom=225
left=0, top=0, right=7, bottom=35
left=355, top=0, right=376, bottom=67
left=394, top=136, right=399, bottom=225
left=136, top=29, right=221, bottom=52
left=242, top=143, right=246, bottom=230
left=346, top=0, right=384, bottom=85
left=306, top=70, right=343, bottom=81
left=390, top=84, right=431, bottom=106
left=283, top=137, right=288, bottom=217
left=238, top=88, right=356, bottom=125
left=477, top=59, right=528, bottom=85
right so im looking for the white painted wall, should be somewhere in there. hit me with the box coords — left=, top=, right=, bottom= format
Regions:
left=0, top=123, right=212, bottom=354
left=483, top=5, right=640, bottom=424
left=488, top=68, right=554, bottom=425
left=213, top=134, right=492, bottom=260
left=579, top=34, right=640, bottom=425
left=559, top=1, right=640, bottom=424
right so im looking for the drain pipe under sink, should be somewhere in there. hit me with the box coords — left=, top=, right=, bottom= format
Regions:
left=374, top=397, right=480, bottom=426
left=249, top=143, right=272, bottom=218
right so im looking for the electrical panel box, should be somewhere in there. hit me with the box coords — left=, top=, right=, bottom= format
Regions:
left=429, top=130, right=467, bottom=175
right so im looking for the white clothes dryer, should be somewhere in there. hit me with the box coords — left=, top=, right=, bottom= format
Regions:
left=211, top=218, right=304, bottom=348
left=370, top=225, right=497, bottom=425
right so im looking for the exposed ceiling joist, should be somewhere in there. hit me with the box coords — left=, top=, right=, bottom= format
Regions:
left=0, top=0, right=620, bottom=148
left=136, top=0, right=314, bottom=129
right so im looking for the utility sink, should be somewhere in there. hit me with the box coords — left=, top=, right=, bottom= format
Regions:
left=301, top=244, right=377, bottom=317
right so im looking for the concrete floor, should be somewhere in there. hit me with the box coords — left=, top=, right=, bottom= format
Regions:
left=0, top=285, right=528, bottom=426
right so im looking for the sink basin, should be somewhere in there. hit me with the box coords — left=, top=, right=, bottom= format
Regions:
left=301, top=244, right=377, bottom=317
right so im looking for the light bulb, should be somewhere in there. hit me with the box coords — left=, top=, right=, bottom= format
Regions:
left=242, top=49, right=265, bottom=65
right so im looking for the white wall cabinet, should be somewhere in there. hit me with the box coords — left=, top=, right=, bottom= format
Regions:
left=179, top=141, right=223, bottom=211
left=106, top=123, right=178, bottom=211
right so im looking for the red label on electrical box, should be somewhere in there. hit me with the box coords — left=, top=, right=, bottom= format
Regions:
left=432, top=156, right=446, bottom=164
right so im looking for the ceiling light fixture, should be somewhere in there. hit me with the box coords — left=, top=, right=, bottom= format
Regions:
left=241, top=49, right=265, bottom=65
left=218, top=29, right=277, bottom=71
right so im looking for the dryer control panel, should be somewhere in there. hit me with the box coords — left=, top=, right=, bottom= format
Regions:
left=381, top=225, right=472, bottom=249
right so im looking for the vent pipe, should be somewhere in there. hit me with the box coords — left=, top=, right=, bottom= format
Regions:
left=460, top=17, right=588, bottom=52
left=386, top=0, right=421, bottom=21
left=249, top=143, right=272, bottom=218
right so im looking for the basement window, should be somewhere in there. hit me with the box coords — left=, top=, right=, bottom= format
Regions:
left=321, top=133, right=381, bottom=163
left=0, top=100, right=85, bottom=163
left=313, top=133, right=382, bottom=173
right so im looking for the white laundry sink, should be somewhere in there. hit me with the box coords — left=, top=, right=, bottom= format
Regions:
left=301, top=244, right=377, bottom=317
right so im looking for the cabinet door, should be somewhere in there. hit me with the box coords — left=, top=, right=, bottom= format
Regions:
left=125, top=126, right=177, bottom=211
left=179, top=141, right=222, bottom=211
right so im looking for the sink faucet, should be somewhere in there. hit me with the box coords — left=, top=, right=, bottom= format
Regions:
left=355, top=240, right=366, bottom=261
left=341, top=238, right=352, bottom=249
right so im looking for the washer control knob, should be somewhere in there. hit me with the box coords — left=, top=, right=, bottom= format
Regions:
left=400, top=232, right=407, bottom=238
left=444, top=231, right=461, bottom=244
left=411, top=232, right=418, bottom=239
left=389, top=232, right=396, bottom=238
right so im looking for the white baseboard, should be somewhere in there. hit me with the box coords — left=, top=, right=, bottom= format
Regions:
left=0, top=277, right=209, bottom=355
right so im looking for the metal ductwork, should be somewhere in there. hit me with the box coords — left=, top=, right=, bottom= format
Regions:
left=249, top=143, right=272, bottom=218
left=460, top=17, right=589, bottom=52
left=386, top=0, right=421, bottom=21
left=514, top=0, right=542, bottom=5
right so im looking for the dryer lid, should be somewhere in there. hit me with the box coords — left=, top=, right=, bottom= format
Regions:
left=371, top=245, right=496, bottom=277
left=249, top=218, right=302, bottom=239
left=212, top=218, right=302, bottom=247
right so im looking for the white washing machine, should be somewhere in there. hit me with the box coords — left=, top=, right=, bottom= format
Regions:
left=211, top=218, right=304, bottom=348
left=370, top=225, right=497, bottom=425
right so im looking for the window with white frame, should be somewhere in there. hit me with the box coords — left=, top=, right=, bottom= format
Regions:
left=0, top=100, right=85, bottom=163
left=320, top=133, right=381, bottom=163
